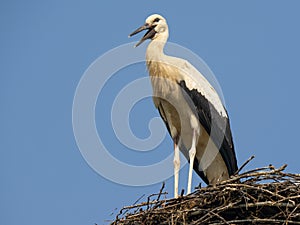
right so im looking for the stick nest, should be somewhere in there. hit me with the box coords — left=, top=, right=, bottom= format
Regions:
left=111, top=165, right=300, bottom=224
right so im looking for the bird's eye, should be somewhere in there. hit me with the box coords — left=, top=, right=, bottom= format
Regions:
left=153, top=18, right=160, bottom=23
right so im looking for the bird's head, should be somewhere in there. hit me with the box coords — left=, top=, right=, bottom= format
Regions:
left=129, top=14, right=168, bottom=47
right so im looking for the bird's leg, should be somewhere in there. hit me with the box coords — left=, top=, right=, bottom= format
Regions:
left=173, top=141, right=180, bottom=198
left=187, top=129, right=197, bottom=195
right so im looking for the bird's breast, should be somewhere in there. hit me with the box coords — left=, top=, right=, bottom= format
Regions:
left=147, top=60, right=181, bottom=99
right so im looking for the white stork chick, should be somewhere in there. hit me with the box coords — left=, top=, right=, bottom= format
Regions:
left=129, top=14, right=238, bottom=198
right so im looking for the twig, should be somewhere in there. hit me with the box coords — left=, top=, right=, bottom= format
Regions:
left=156, top=182, right=165, bottom=202
left=234, top=155, right=255, bottom=175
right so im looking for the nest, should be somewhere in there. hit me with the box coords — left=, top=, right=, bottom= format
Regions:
left=111, top=164, right=300, bottom=224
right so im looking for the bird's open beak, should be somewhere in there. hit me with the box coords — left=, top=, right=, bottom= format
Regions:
left=129, top=23, right=157, bottom=47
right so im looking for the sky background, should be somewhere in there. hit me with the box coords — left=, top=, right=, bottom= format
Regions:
left=1, top=1, right=300, bottom=225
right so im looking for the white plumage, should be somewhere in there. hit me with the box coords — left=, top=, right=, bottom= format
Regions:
left=129, top=14, right=238, bottom=198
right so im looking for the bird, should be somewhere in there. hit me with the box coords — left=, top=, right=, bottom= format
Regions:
left=129, top=14, right=238, bottom=198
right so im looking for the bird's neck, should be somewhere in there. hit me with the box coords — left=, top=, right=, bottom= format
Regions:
left=146, top=38, right=167, bottom=63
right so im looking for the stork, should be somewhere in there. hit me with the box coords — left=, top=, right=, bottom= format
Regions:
left=129, top=14, right=238, bottom=198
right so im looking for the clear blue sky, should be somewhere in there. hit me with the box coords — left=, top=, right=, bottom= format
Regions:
left=1, top=1, right=300, bottom=225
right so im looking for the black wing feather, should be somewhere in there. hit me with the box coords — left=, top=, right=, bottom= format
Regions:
left=156, top=101, right=172, bottom=136
left=178, top=80, right=238, bottom=176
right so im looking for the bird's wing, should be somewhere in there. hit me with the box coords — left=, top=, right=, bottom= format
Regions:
left=154, top=97, right=172, bottom=136
left=176, top=60, right=238, bottom=176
